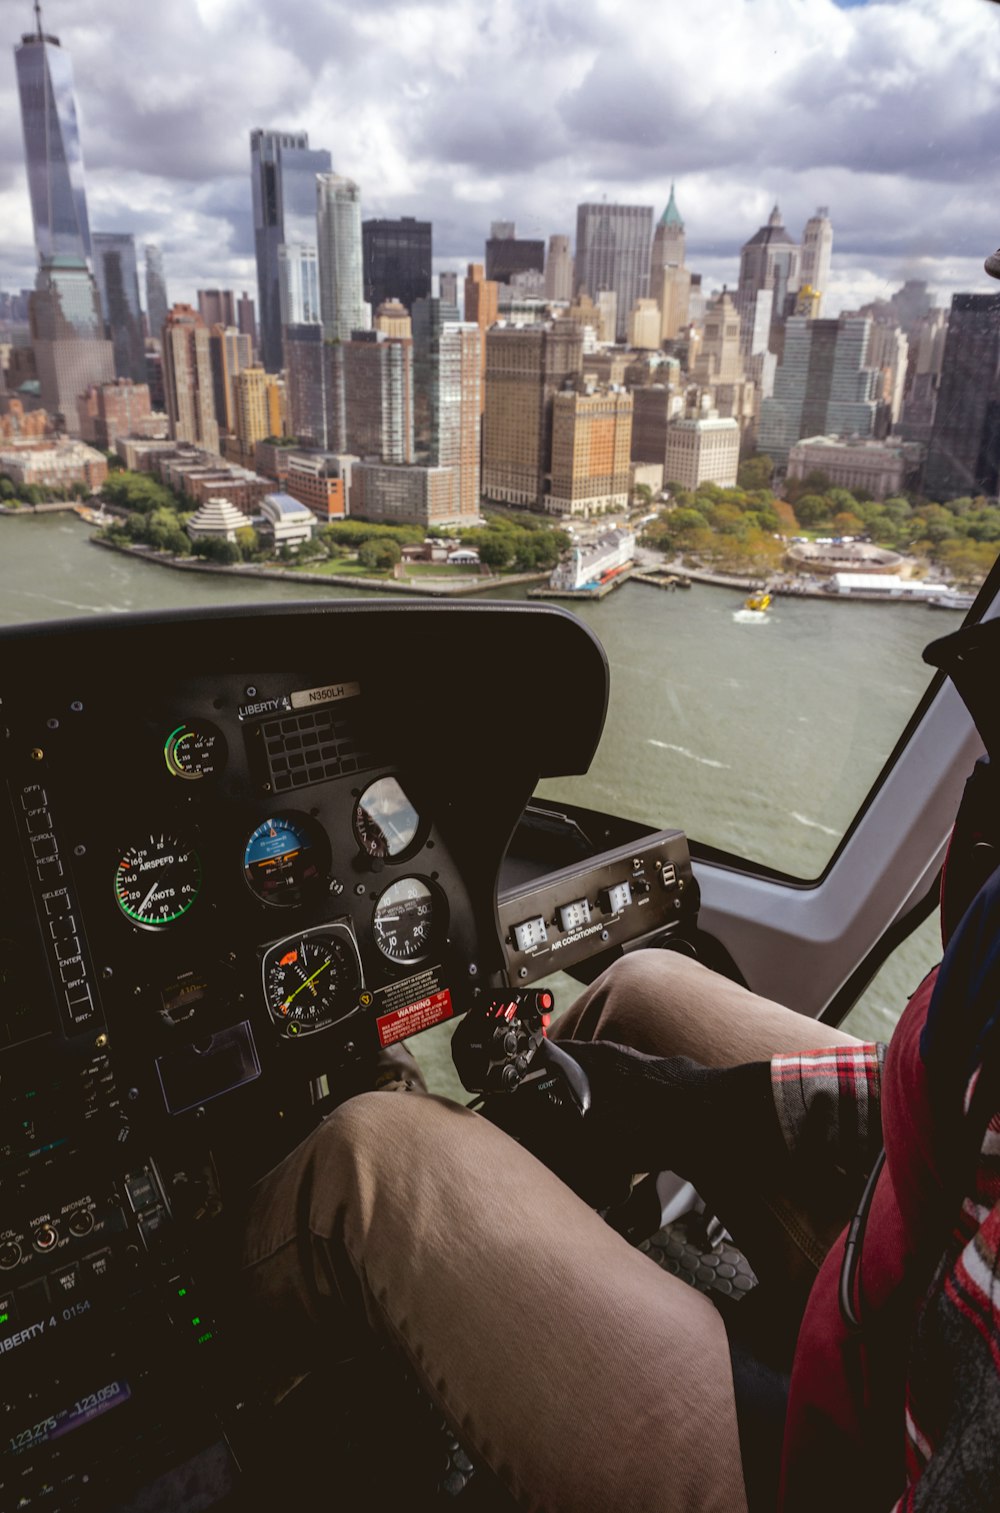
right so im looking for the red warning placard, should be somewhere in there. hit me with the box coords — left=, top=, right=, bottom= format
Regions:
left=376, top=988, right=454, bottom=1047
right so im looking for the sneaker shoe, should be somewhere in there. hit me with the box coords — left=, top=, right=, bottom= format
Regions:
left=373, top=1041, right=428, bottom=1094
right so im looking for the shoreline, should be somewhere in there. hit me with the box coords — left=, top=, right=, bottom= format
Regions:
left=2, top=508, right=974, bottom=608
left=88, top=535, right=549, bottom=597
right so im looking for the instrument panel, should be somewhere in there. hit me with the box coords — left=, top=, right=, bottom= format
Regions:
left=0, top=602, right=621, bottom=1511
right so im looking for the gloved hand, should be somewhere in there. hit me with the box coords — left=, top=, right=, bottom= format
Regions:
left=482, top=1039, right=782, bottom=1210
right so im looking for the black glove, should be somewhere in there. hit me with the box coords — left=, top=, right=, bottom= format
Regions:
left=482, top=1039, right=783, bottom=1210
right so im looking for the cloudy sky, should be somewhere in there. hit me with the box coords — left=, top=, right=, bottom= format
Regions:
left=1, top=0, right=999, bottom=316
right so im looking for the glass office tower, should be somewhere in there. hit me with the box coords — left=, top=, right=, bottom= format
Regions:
left=317, top=174, right=366, bottom=344
left=145, top=245, right=170, bottom=343
left=93, top=233, right=146, bottom=382
left=15, top=11, right=92, bottom=266
left=251, top=129, right=332, bottom=372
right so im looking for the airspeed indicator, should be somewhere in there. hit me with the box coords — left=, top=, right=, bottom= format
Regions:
left=115, top=834, right=202, bottom=927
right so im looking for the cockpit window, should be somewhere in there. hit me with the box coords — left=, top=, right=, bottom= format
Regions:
left=1, top=0, right=998, bottom=882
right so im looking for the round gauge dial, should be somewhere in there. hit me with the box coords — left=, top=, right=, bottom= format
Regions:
left=243, top=814, right=326, bottom=908
left=262, top=927, right=362, bottom=1036
left=164, top=721, right=226, bottom=781
left=115, top=834, right=202, bottom=927
left=354, top=777, right=421, bottom=860
left=372, top=878, right=436, bottom=964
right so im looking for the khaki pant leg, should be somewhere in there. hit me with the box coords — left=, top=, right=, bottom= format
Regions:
left=552, top=949, right=861, bottom=1063
left=242, top=1091, right=749, bottom=1513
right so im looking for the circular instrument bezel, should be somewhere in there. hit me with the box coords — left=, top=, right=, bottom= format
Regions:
left=261, top=924, right=364, bottom=1037
left=114, top=832, right=203, bottom=929
left=371, top=876, right=440, bottom=965
left=242, top=812, right=329, bottom=909
left=163, top=720, right=227, bottom=782
left=353, top=774, right=423, bottom=862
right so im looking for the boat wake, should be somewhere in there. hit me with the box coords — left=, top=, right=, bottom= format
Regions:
left=649, top=739, right=730, bottom=770
left=732, top=609, right=771, bottom=625
left=790, top=811, right=839, bottom=837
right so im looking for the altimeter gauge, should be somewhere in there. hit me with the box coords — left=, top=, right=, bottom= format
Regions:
left=115, top=834, right=202, bottom=927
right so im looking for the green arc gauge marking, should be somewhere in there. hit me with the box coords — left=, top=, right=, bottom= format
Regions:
left=114, top=839, right=203, bottom=927
left=163, top=725, right=188, bottom=779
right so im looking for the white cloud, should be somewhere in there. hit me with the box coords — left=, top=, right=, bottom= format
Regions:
left=0, top=0, right=998, bottom=315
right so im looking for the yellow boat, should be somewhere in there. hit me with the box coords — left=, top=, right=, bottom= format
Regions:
left=744, top=590, right=772, bottom=612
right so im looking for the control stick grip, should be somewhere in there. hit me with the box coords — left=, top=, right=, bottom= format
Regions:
left=534, top=1037, right=591, bottom=1114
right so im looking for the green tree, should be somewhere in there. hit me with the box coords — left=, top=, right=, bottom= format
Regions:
left=192, top=536, right=241, bottom=565
left=358, top=537, right=402, bottom=571
left=477, top=536, right=513, bottom=570
left=235, top=525, right=262, bottom=561
left=793, top=494, right=833, bottom=529
left=737, top=454, right=774, bottom=491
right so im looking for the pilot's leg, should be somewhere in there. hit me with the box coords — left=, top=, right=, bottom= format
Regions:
left=242, top=1090, right=749, bottom=1513
left=552, top=947, right=861, bottom=1062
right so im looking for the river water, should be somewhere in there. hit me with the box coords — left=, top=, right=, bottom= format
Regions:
left=0, top=514, right=950, bottom=1067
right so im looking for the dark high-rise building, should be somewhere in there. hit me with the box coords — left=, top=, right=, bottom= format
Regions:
left=284, top=324, right=329, bottom=447
left=484, top=233, right=545, bottom=286
left=924, top=293, right=1000, bottom=501
left=574, top=204, right=653, bottom=342
left=198, top=289, right=236, bottom=329
left=362, top=218, right=432, bottom=312
left=92, top=233, right=146, bottom=382
left=251, top=129, right=332, bottom=372
left=144, top=245, right=169, bottom=342
left=237, top=291, right=257, bottom=349
left=482, top=321, right=584, bottom=507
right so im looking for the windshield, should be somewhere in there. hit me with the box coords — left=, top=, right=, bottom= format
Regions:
left=1, top=0, right=998, bottom=883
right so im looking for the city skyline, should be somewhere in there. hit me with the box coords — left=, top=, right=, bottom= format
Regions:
left=1, top=0, right=998, bottom=315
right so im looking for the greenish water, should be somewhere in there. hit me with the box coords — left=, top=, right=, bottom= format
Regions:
left=0, top=515, right=949, bottom=1083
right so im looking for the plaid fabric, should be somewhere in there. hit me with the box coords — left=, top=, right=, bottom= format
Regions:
left=771, top=1045, right=1000, bottom=1508
left=771, top=1042, right=886, bottom=1179
left=895, top=1086, right=1000, bottom=1510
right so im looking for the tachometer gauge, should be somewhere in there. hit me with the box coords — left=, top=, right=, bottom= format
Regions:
left=372, top=878, right=436, bottom=964
left=115, top=834, right=202, bottom=927
left=354, top=777, right=420, bottom=860
left=243, top=814, right=326, bottom=908
left=262, top=925, right=363, bottom=1037
left=164, top=721, right=226, bottom=781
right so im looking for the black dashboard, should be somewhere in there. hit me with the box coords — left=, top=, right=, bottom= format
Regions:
left=0, top=601, right=696, bottom=1511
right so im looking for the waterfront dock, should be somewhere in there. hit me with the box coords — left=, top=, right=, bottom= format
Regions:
left=529, top=567, right=636, bottom=601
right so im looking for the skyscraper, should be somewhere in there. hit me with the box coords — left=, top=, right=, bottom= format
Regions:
left=693, top=291, right=744, bottom=385
left=233, top=367, right=271, bottom=457
left=737, top=206, right=801, bottom=327
left=758, top=315, right=879, bottom=463
left=485, top=227, right=545, bottom=286
left=15, top=5, right=91, bottom=266
left=544, top=235, right=573, bottom=303
left=317, top=174, right=366, bottom=343
left=237, top=291, right=258, bottom=350
left=15, top=7, right=115, bottom=430
left=145, top=245, right=169, bottom=342
left=198, top=289, right=237, bottom=329
left=162, top=304, right=219, bottom=453
left=548, top=387, right=634, bottom=517
left=208, top=324, right=253, bottom=436
left=464, top=264, right=498, bottom=414
left=800, top=209, right=833, bottom=315
left=574, top=203, right=654, bottom=342
left=251, top=129, right=332, bottom=371
left=362, top=218, right=432, bottom=311
left=439, top=272, right=459, bottom=306
left=91, top=233, right=146, bottom=383
left=284, top=324, right=330, bottom=446
left=341, top=334, right=414, bottom=462
left=482, top=322, right=584, bottom=507
left=29, top=263, right=114, bottom=426
left=277, top=245, right=321, bottom=328
left=650, top=186, right=685, bottom=288
left=924, top=294, right=1000, bottom=500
